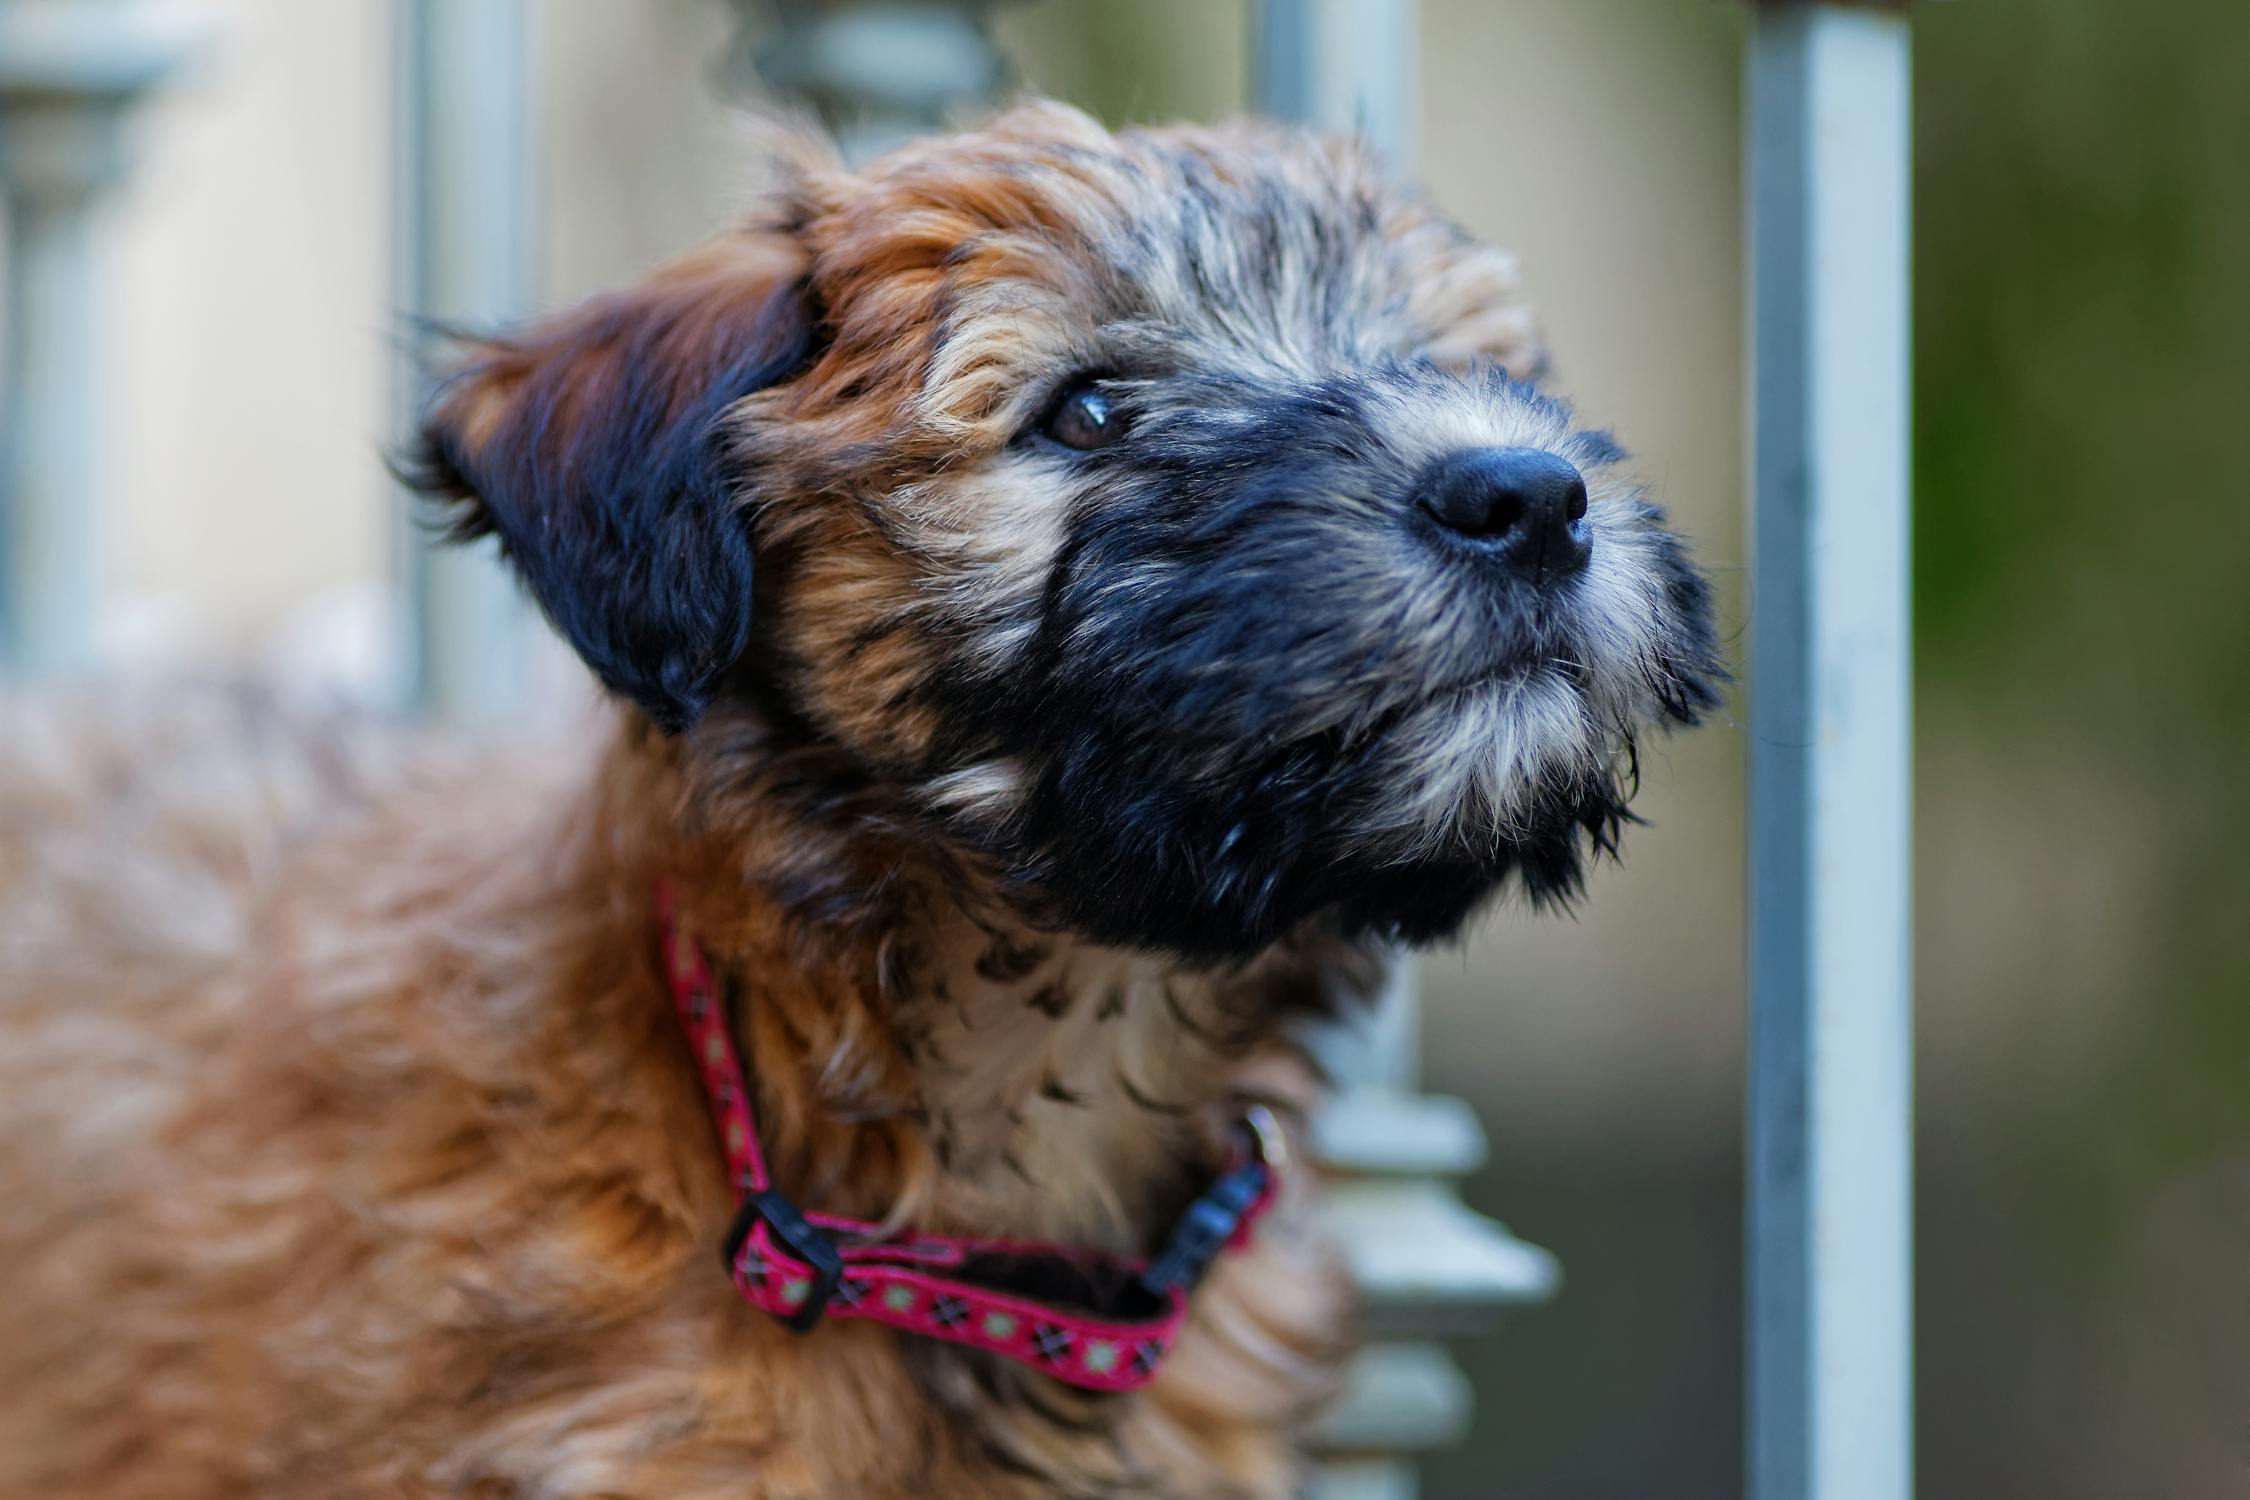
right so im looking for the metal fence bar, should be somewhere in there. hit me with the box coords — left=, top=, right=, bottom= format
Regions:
left=0, top=4, right=195, bottom=678
left=1746, top=5, right=1914, bottom=1499
left=1252, top=13, right=1564, bottom=1500
left=1252, top=0, right=1418, bottom=1091
left=1253, top=0, right=1416, bottom=169
left=0, top=149, right=103, bottom=678
left=392, top=0, right=536, bottom=721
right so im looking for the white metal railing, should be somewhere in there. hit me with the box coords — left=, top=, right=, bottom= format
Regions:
left=1746, top=6, right=1914, bottom=1500
left=393, top=0, right=537, bottom=722
left=0, top=0, right=197, bottom=678
left=734, top=0, right=1008, bottom=164
left=1250, top=7, right=1563, bottom=1499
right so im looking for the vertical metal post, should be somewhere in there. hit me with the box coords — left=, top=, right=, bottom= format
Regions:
left=0, top=3, right=195, bottom=677
left=733, top=1, right=1010, bottom=166
left=393, top=0, right=536, bottom=721
left=0, top=163, right=103, bottom=677
left=1253, top=0, right=1416, bottom=169
left=1253, top=0, right=1418, bottom=1092
left=1253, top=13, right=1559, bottom=1500
left=1746, top=6, right=1913, bottom=1500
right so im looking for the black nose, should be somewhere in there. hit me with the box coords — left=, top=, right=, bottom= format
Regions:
left=1416, top=446, right=1592, bottom=581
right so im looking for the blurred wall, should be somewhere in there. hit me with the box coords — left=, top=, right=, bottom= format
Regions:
left=1418, top=0, right=1744, bottom=1171
left=96, top=0, right=750, bottom=686
left=108, top=0, right=392, bottom=667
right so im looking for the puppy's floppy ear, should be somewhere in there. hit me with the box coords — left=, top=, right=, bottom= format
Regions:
left=407, top=232, right=818, bottom=732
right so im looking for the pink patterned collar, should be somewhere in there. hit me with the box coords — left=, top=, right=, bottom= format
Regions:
left=656, top=881, right=1282, bottom=1393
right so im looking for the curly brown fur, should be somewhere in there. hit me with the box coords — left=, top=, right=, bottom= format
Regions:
left=0, top=103, right=1716, bottom=1498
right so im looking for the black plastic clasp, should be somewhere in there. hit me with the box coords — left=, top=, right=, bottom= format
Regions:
left=721, top=1188, right=845, bottom=1332
left=1138, top=1108, right=1283, bottom=1297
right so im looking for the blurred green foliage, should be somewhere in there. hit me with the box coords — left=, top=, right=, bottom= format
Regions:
left=1914, top=5, right=2250, bottom=1493
left=1918, top=0, right=2250, bottom=1243
left=1917, top=0, right=2250, bottom=712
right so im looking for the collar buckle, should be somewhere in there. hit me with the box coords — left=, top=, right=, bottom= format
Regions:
left=722, top=1188, right=845, bottom=1332
left=1137, top=1106, right=1285, bottom=1297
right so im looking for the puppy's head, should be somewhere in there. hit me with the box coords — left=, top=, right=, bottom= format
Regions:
left=413, top=103, right=1721, bottom=959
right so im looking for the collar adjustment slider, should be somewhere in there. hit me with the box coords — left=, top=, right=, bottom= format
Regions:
left=723, top=1188, right=845, bottom=1332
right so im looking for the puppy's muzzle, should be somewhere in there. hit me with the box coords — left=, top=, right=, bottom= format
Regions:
left=1415, top=445, right=1593, bottom=586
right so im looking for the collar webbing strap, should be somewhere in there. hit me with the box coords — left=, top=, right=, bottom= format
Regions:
left=656, top=881, right=1279, bottom=1393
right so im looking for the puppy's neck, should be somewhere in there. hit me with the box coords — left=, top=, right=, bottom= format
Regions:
left=699, top=887, right=1317, bottom=1254
left=883, top=911, right=1286, bottom=1247
left=623, top=720, right=1347, bottom=1252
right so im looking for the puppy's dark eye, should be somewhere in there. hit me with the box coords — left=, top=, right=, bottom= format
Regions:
left=1041, top=382, right=1126, bottom=451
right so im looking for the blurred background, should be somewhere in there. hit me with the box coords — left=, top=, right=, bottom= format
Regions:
left=2, top=1, right=2244, bottom=1496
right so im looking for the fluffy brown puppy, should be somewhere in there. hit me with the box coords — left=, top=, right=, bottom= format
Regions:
left=0, top=103, right=1718, bottom=1498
